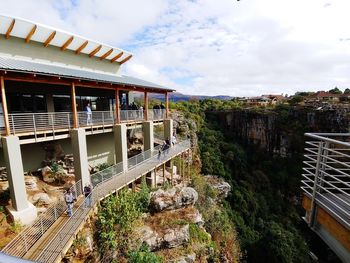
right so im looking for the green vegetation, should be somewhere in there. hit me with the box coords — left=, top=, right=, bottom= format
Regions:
left=176, top=100, right=310, bottom=263
left=128, top=244, right=162, bottom=263
left=96, top=180, right=156, bottom=262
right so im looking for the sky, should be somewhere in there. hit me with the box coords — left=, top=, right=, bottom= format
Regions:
left=1, top=0, right=350, bottom=96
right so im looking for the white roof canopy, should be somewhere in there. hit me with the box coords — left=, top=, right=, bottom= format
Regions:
left=0, top=14, right=133, bottom=65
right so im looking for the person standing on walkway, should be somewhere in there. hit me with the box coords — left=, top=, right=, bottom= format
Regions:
left=85, top=103, right=92, bottom=125
left=64, top=189, right=74, bottom=217
left=84, top=184, right=93, bottom=208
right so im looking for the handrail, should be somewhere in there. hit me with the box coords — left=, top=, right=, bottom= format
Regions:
left=3, top=109, right=168, bottom=136
left=301, top=133, right=350, bottom=230
left=1, top=140, right=190, bottom=261
left=1, top=180, right=82, bottom=258
left=34, top=140, right=190, bottom=262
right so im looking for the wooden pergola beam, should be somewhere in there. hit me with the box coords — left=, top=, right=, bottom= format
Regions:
left=115, top=88, right=120, bottom=124
left=110, top=52, right=123, bottom=63
left=119, top=54, right=133, bottom=65
left=25, top=25, right=37, bottom=43
left=5, top=19, right=15, bottom=39
left=89, top=45, right=102, bottom=57
left=71, top=82, right=78, bottom=128
left=1, top=71, right=172, bottom=94
left=100, top=48, right=113, bottom=60
left=75, top=40, right=88, bottom=54
left=44, top=31, right=56, bottom=47
left=0, top=76, right=10, bottom=135
left=61, top=36, right=74, bottom=51
left=165, top=92, right=169, bottom=119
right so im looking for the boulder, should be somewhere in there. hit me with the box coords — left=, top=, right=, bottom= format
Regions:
left=163, top=224, right=189, bottom=248
left=204, top=175, right=231, bottom=199
left=137, top=224, right=190, bottom=251
left=32, top=193, right=52, bottom=205
left=171, top=253, right=196, bottom=263
left=41, top=166, right=55, bottom=183
left=25, top=179, right=37, bottom=190
left=137, top=225, right=159, bottom=251
left=150, top=187, right=198, bottom=212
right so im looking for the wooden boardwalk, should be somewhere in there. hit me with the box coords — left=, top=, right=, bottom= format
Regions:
left=22, top=142, right=190, bottom=263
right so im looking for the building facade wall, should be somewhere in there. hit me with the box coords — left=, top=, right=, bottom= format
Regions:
left=0, top=37, right=120, bottom=75
left=0, top=132, right=116, bottom=172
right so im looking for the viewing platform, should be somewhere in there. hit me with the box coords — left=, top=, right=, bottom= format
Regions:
left=301, top=133, right=350, bottom=263
left=0, top=109, right=166, bottom=144
left=1, top=140, right=191, bottom=263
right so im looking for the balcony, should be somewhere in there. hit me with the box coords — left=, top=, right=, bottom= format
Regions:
left=0, top=109, right=166, bottom=143
left=301, top=133, right=350, bottom=262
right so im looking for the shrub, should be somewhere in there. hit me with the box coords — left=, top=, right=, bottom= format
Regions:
left=128, top=244, right=162, bottom=263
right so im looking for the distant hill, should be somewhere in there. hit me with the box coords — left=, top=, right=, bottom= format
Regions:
left=135, top=92, right=233, bottom=102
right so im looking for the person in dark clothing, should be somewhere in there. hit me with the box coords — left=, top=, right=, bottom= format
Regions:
left=84, top=184, right=92, bottom=208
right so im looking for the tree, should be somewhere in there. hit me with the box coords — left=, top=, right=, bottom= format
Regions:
left=344, top=88, right=350, bottom=94
left=329, top=87, right=342, bottom=94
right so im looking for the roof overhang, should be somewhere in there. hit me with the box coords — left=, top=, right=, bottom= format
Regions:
left=0, top=14, right=132, bottom=65
left=0, top=57, right=174, bottom=93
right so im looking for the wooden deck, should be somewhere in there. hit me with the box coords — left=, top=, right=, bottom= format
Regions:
left=23, top=143, right=190, bottom=263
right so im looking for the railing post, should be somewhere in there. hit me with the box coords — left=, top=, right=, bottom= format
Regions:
left=32, top=114, right=37, bottom=141
left=51, top=114, right=55, bottom=139
left=40, top=217, right=44, bottom=235
left=68, top=113, right=71, bottom=129
left=102, top=112, right=105, bottom=132
left=11, top=115, right=15, bottom=135
left=309, top=141, right=323, bottom=228
left=54, top=205, right=58, bottom=220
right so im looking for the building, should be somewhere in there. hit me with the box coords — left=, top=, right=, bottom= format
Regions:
left=305, top=91, right=340, bottom=103
left=0, top=14, right=184, bottom=227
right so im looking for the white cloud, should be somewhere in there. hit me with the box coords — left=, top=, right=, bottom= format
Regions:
left=1, top=0, right=350, bottom=96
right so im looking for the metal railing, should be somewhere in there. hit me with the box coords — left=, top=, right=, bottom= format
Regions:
left=1, top=180, right=82, bottom=258
left=149, top=109, right=166, bottom=121
left=33, top=139, right=190, bottom=263
left=2, top=109, right=167, bottom=136
left=1, top=140, right=190, bottom=261
left=301, top=133, right=350, bottom=229
left=127, top=145, right=162, bottom=170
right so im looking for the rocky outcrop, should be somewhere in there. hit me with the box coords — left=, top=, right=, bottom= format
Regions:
left=137, top=224, right=190, bottom=251
left=150, top=187, right=198, bottom=212
left=204, top=175, right=231, bottom=199
left=171, top=253, right=196, bottom=263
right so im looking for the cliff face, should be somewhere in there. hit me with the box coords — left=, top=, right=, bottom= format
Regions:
left=206, top=105, right=350, bottom=156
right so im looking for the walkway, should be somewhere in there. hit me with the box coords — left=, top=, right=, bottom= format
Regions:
left=2, top=140, right=190, bottom=263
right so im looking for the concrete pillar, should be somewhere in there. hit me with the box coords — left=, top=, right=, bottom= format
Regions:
left=2, top=136, right=37, bottom=224
left=164, top=119, right=173, bottom=146
left=46, top=94, right=55, bottom=112
left=114, top=124, right=128, bottom=172
left=71, top=128, right=90, bottom=188
left=145, top=171, right=155, bottom=188
left=143, top=121, right=154, bottom=152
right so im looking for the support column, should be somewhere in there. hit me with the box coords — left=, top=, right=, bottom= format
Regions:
left=114, top=123, right=128, bottom=172
left=71, top=82, right=78, bottom=128
left=165, top=92, right=169, bottom=119
left=115, top=88, right=120, bottom=124
left=143, top=121, right=154, bottom=152
left=1, top=76, right=10, bottom=135
left=71, top=128, right=90, bottom=188
left=164, top=119, right=173, bottom=146
left=3, top=136, right=37, bottom=224
left=163, top=163, right=166, bottom=186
